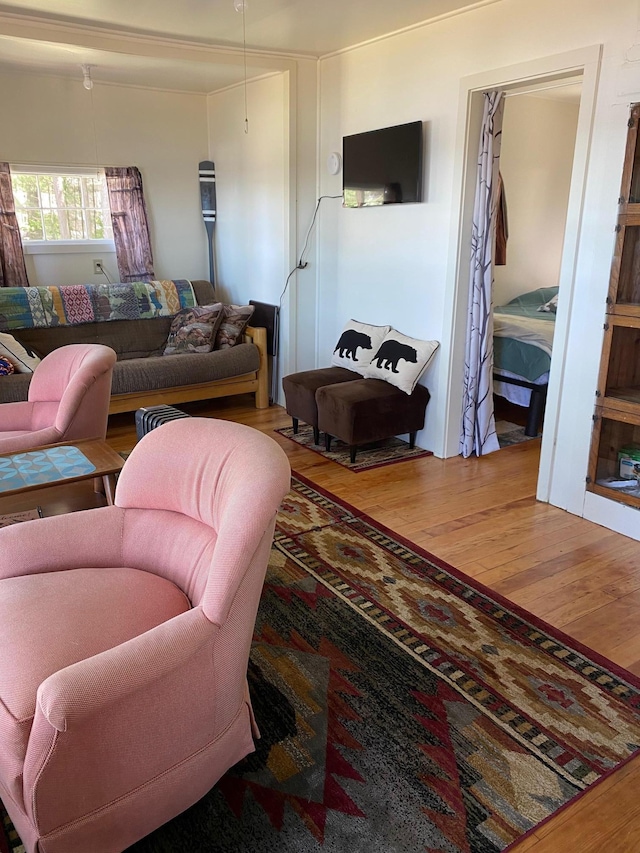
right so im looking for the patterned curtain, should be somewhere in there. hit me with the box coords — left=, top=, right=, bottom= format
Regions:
left=105, top=166, right=155, bottom=282
left=0, top=163, right=29, bottom=288
left=460, top=91, right=505, bottom=458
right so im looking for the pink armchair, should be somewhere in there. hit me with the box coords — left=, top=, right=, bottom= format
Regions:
left=0, top=417, right=291, bottom=853
left=0, top=343, right=116, bottom=453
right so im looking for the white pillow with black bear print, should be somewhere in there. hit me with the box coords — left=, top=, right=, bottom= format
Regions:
left=361, top=330, right=439, bottom=394
left=331, top=320, right=391, bottom=372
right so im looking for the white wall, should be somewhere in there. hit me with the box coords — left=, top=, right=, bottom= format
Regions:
left=493, top=93, right=580, bottom=306
left=206, top=59, right=319, bottom=390
left=206, top=74, right=287, bottom=307
left=22, top=245, right=118, bottom=289
left=0, top=70, right=209, bottom=285
left=316, top=0, right=636, bottom=473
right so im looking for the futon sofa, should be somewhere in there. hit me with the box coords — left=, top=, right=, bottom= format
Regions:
left=0, top=280, right=268, bottom=412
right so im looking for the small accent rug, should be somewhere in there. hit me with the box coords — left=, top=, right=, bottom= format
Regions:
left=0, top=507, right=41, bottom=528
left=496, top=420, right=540, bottom=448
left=275, top=424, right=433, bottom=471
left=3, top=475, right=640, bottom=853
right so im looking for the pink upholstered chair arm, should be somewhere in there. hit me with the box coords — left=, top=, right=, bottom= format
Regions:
left=54, top=375, right=93, bottom=432
left=0, top=507, right=125, bottom=580
left=0, top=426, right=62, bottom=454
left=37, top=608, right=215, bottom=732
left=204, top=520, right=277, bottom=627
left=0, top=401, right=35, bottom=431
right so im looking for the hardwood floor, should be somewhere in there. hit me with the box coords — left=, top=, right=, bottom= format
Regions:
left=8, top=395, right=640, bottom=851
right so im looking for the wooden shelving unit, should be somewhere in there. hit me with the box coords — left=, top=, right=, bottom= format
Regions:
left=588, top=103, right=640, bottom=508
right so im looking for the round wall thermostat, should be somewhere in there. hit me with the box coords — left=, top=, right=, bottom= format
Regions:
left=327, top=152, right=342, bottom=175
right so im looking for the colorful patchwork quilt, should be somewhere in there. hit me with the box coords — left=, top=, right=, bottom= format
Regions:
left=0, top=280, right=196, bottom=331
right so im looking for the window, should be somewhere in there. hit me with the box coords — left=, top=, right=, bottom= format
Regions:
left=11, top=168, right=113, bottom=243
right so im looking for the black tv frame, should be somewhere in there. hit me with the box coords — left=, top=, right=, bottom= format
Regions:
left=342, top=121, right=423, bottom=208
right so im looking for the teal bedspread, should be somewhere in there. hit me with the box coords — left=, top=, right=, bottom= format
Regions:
left=493, top=285, right=558, bottom=320
left=493, top=287, right=558, bottom=382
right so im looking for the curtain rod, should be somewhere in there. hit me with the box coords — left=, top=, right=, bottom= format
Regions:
left=10, top=163, right=100, bottom=175
left=9, top=162, right=137, bottom=171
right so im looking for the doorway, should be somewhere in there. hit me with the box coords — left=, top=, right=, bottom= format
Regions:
left=442, top=45, right=602, bottom=507
left=492, top=80, right=582, bottom=455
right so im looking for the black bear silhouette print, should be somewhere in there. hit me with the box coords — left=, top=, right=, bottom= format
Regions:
left=372, top=339, right=418, bottom=373
left=334, top=330, right=372, bottom=360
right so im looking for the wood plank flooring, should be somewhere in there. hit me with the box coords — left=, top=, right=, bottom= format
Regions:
left=13, top=395, right=640, bottom=852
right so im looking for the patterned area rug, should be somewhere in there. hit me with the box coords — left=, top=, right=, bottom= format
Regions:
left=275, top=424, right=433, bottom=471
left=0, top=814, right=18, bottom=853
left=3, top=475, right=640, bottom=852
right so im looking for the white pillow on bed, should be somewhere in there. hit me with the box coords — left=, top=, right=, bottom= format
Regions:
left=537, top=293, right=558, bottom=314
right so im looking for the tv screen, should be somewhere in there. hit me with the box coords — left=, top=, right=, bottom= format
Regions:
left=342, top=121, right=423, bottom=208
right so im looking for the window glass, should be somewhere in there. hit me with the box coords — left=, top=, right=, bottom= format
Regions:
left=11, top=170, right=113, bottom=242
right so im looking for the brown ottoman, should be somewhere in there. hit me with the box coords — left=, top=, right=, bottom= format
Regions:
left=282, top=367, right=360, bottom=444
left=316, top=379, right=430, bottom=463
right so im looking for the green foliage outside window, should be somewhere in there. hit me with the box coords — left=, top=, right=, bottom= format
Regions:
left=11, top=171, right=113, bottom=242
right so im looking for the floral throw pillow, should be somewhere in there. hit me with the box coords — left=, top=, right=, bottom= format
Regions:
left=0, top=356, right=14, bottom=376
left=163, top=303, right=224, bottom=355
left=360, top=330, right=439, bottom=394
left=215, top=304, right=255, bottom=350
left=0, top=332, right=41, bottom=373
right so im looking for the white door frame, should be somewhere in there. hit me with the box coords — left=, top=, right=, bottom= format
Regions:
left=442, top=45, right=602, bottom=506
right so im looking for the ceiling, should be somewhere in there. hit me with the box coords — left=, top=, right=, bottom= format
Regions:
left=0, top=0, right=497, bottom=93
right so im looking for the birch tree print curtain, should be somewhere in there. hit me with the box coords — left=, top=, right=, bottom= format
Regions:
left=460, top=91, right=505, bottom=458
left=105, top=166, right=155, bottom=283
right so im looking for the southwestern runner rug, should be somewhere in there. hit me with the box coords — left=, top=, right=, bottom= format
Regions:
left=3, top=475, right=640, bottom=852
left=275, top=424, right=433, bottom=471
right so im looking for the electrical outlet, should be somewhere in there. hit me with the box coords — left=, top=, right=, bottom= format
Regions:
left=93, top=259, right=103, bottom=275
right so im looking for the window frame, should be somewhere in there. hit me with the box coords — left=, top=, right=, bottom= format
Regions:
left=10, top=164, right=115, bottom=249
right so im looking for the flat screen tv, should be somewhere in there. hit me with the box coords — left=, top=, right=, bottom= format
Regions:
left=342, top=121, right=423, bottom=208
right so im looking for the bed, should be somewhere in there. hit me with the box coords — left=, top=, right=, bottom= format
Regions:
left=493, top=286, right=558, bottom=436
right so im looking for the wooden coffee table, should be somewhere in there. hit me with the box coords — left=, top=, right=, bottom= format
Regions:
left=0, top=439, right=124, bottom=507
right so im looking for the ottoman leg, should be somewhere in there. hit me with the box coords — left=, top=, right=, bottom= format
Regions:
left=292, top=417, right=299, bottom=434
left=409, top=432, right=416, bottom=449
left=325, top=435, right=332, bottom=452
left=313, top=426, right=320, bottom=445
left=350, top=446, right=357, bottom=464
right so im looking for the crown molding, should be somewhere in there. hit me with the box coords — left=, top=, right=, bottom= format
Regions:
left=205, top=70, right=283, bottom=97
left=0, top=9, right=307, bottom=69
left=319, top=0, right=503, bottom=60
